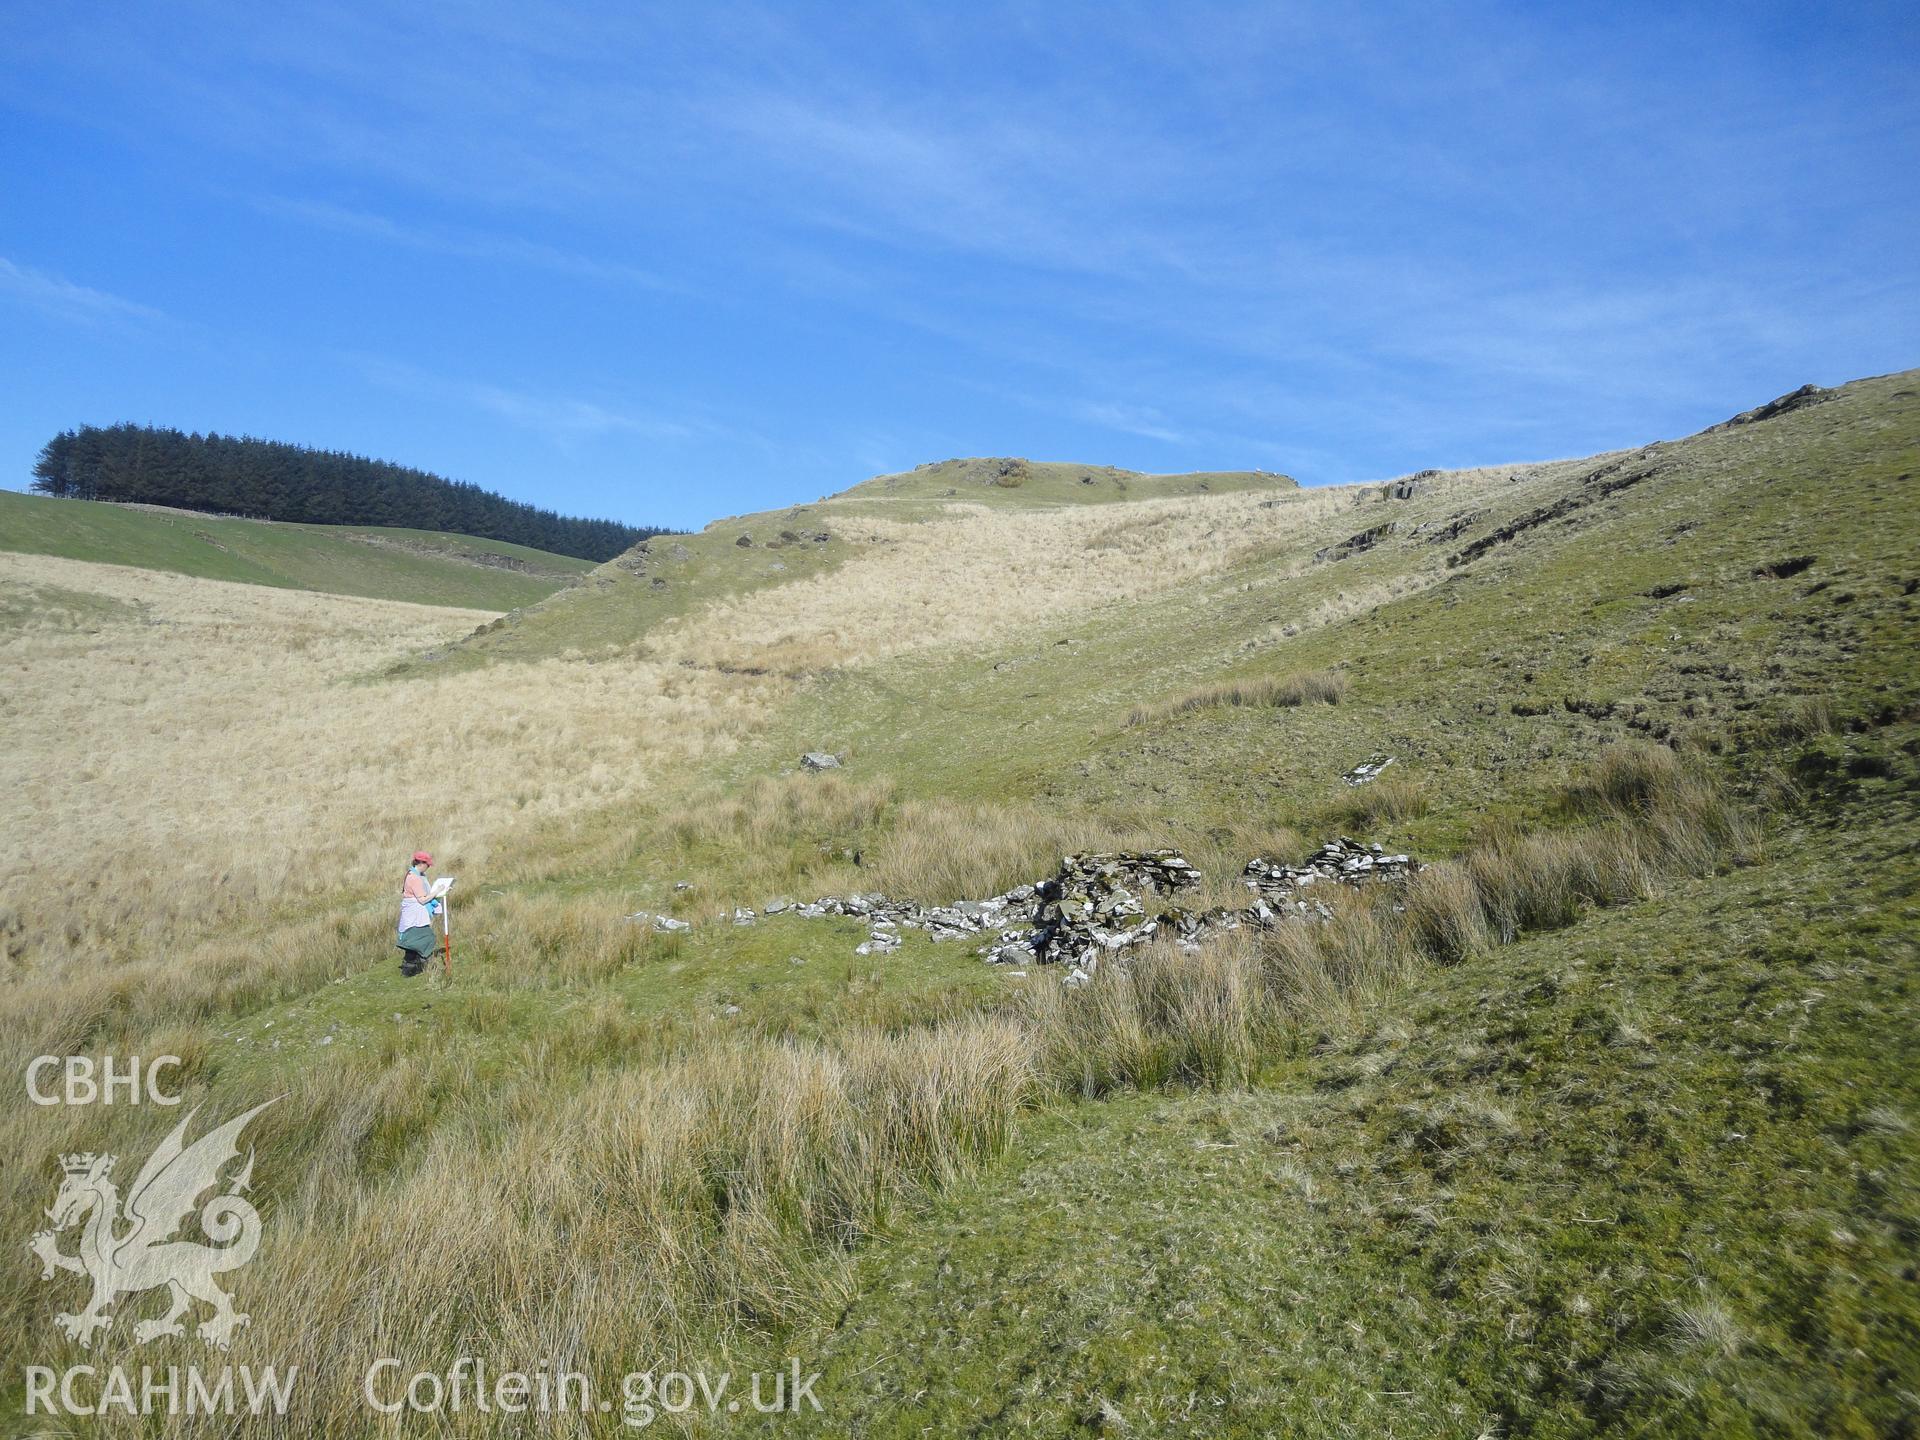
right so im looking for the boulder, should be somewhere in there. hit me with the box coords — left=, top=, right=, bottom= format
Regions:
left=800, top=751, right=841, bottom=770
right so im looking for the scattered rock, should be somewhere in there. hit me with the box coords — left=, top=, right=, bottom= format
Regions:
left=626, top=911, right=691, bottom=933
left=735, top=534, right=754, bottom=547
left=690, top=841, right=1421, bottom=981
left=1342, top=755, right=1395, bottom=786
left=1030, top=851, right=1203, bottom=977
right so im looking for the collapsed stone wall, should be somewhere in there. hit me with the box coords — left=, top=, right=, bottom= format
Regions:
left=636, top=840, right=1419, bottom=987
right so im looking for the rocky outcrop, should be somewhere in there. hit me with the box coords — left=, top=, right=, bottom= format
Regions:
left=1448, top=459, right=1655, bottom=568
left=1702, top=383, right=1833, bottom=434
left=800, top=751, right=841, bottom=769
left=1316, top=520, right=1397, bottom=563
left=1408, top=509, right=1480, bottom=544
left=1380, top=470, right=1438, bottom=501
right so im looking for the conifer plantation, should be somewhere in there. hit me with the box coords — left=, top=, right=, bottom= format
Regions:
left=30, top=424, right=666, bottom=562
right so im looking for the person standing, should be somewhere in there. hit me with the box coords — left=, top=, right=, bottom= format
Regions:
left=397, top=851, right=439, bottom=977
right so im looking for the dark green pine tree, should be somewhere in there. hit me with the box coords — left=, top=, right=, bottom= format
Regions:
left=24, top=423, right=674, bottom=560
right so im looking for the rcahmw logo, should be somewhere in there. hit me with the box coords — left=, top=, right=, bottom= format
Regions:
left=23, top=1098, right=298, bottom=1418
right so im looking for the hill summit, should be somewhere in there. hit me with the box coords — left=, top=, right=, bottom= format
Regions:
left=838, top=456, right=1296, bottom=507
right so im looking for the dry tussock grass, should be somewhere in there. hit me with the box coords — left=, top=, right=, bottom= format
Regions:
left=4, top=1010, right=1034, bottom=1437
left=660, top=486, right=1362, bottom=673
left=1025, top=745, right=1756, bottom=1087
left=1125, top=667, right=1349, bottom=728
left=1331, top=771, right=1431, bottom=828
left=0, top=553, right=781, bottom=971
left=0, top=724, right=1758, bottom=1433
left=866, top=798, right=1308, bottom=910
left=667, top=771, right=895, bottom=854
left=868, top=799, right=1151, bottom=905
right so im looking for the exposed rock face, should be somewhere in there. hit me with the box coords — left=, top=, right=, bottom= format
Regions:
left=1448, top=458, right=1654, bottom=569
left=1407, top=509, right=1479, bottom=544
left=1703, top=383, right=1833, bottom=433
left=1316, top=520, right=1397, bottom=563
left=1381, top=470, right=1438, bottom=501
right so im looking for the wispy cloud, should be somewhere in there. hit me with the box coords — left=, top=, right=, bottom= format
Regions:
left=0, top=257, right=165, bottom=326
left=258, top=198, right=678, bottom=293
left=1067, top=400, right=1192, bottom=446
left=357, top=356, right=699, bottom=445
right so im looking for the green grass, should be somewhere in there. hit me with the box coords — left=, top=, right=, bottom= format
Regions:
left=745, top=782, right=1919, bottom=1437
left=0, top=576, right=146, bottom=632
left=0, top=489, right=591, bottom=608
left=207, top=904, right=1014, bottom=1098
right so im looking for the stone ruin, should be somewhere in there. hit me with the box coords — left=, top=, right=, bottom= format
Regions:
left=1028, top=851, right=1202, bottom=982
left=638, top=840, right=1420, bottom=987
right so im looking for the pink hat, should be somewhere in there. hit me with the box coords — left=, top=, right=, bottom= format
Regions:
left=412, top=851, right=433, bottom=866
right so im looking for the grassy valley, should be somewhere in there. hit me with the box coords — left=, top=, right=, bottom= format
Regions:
left=1, top=371, right=1915, bottom=1436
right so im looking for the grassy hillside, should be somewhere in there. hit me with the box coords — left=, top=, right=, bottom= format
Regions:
left=835, top=456, right=1297, bottom=511
left=789, top=792, right=1918, bottom=1436
left=430, top=458, right=1297, bottom=672
left=1, top=371, right=1914, bottom=1435
left=416, top=502, right=855, bottom=672
left=0, top=489, right=591, bottom=608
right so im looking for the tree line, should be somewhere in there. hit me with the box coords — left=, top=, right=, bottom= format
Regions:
left=29, top=424, right=671, bottom=562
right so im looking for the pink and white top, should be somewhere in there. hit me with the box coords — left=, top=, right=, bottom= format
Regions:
left=398, top=870, right=433, bottom=934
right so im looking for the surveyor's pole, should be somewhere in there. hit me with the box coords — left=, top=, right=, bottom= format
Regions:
left=442, top=890, right=452, bottom=978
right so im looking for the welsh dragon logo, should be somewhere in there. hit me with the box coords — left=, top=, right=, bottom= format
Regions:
left=27, top=1100, right=275, bottom=1350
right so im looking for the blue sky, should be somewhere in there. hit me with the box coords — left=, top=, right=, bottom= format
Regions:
left=2, top=1, right=1915, bottom=532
